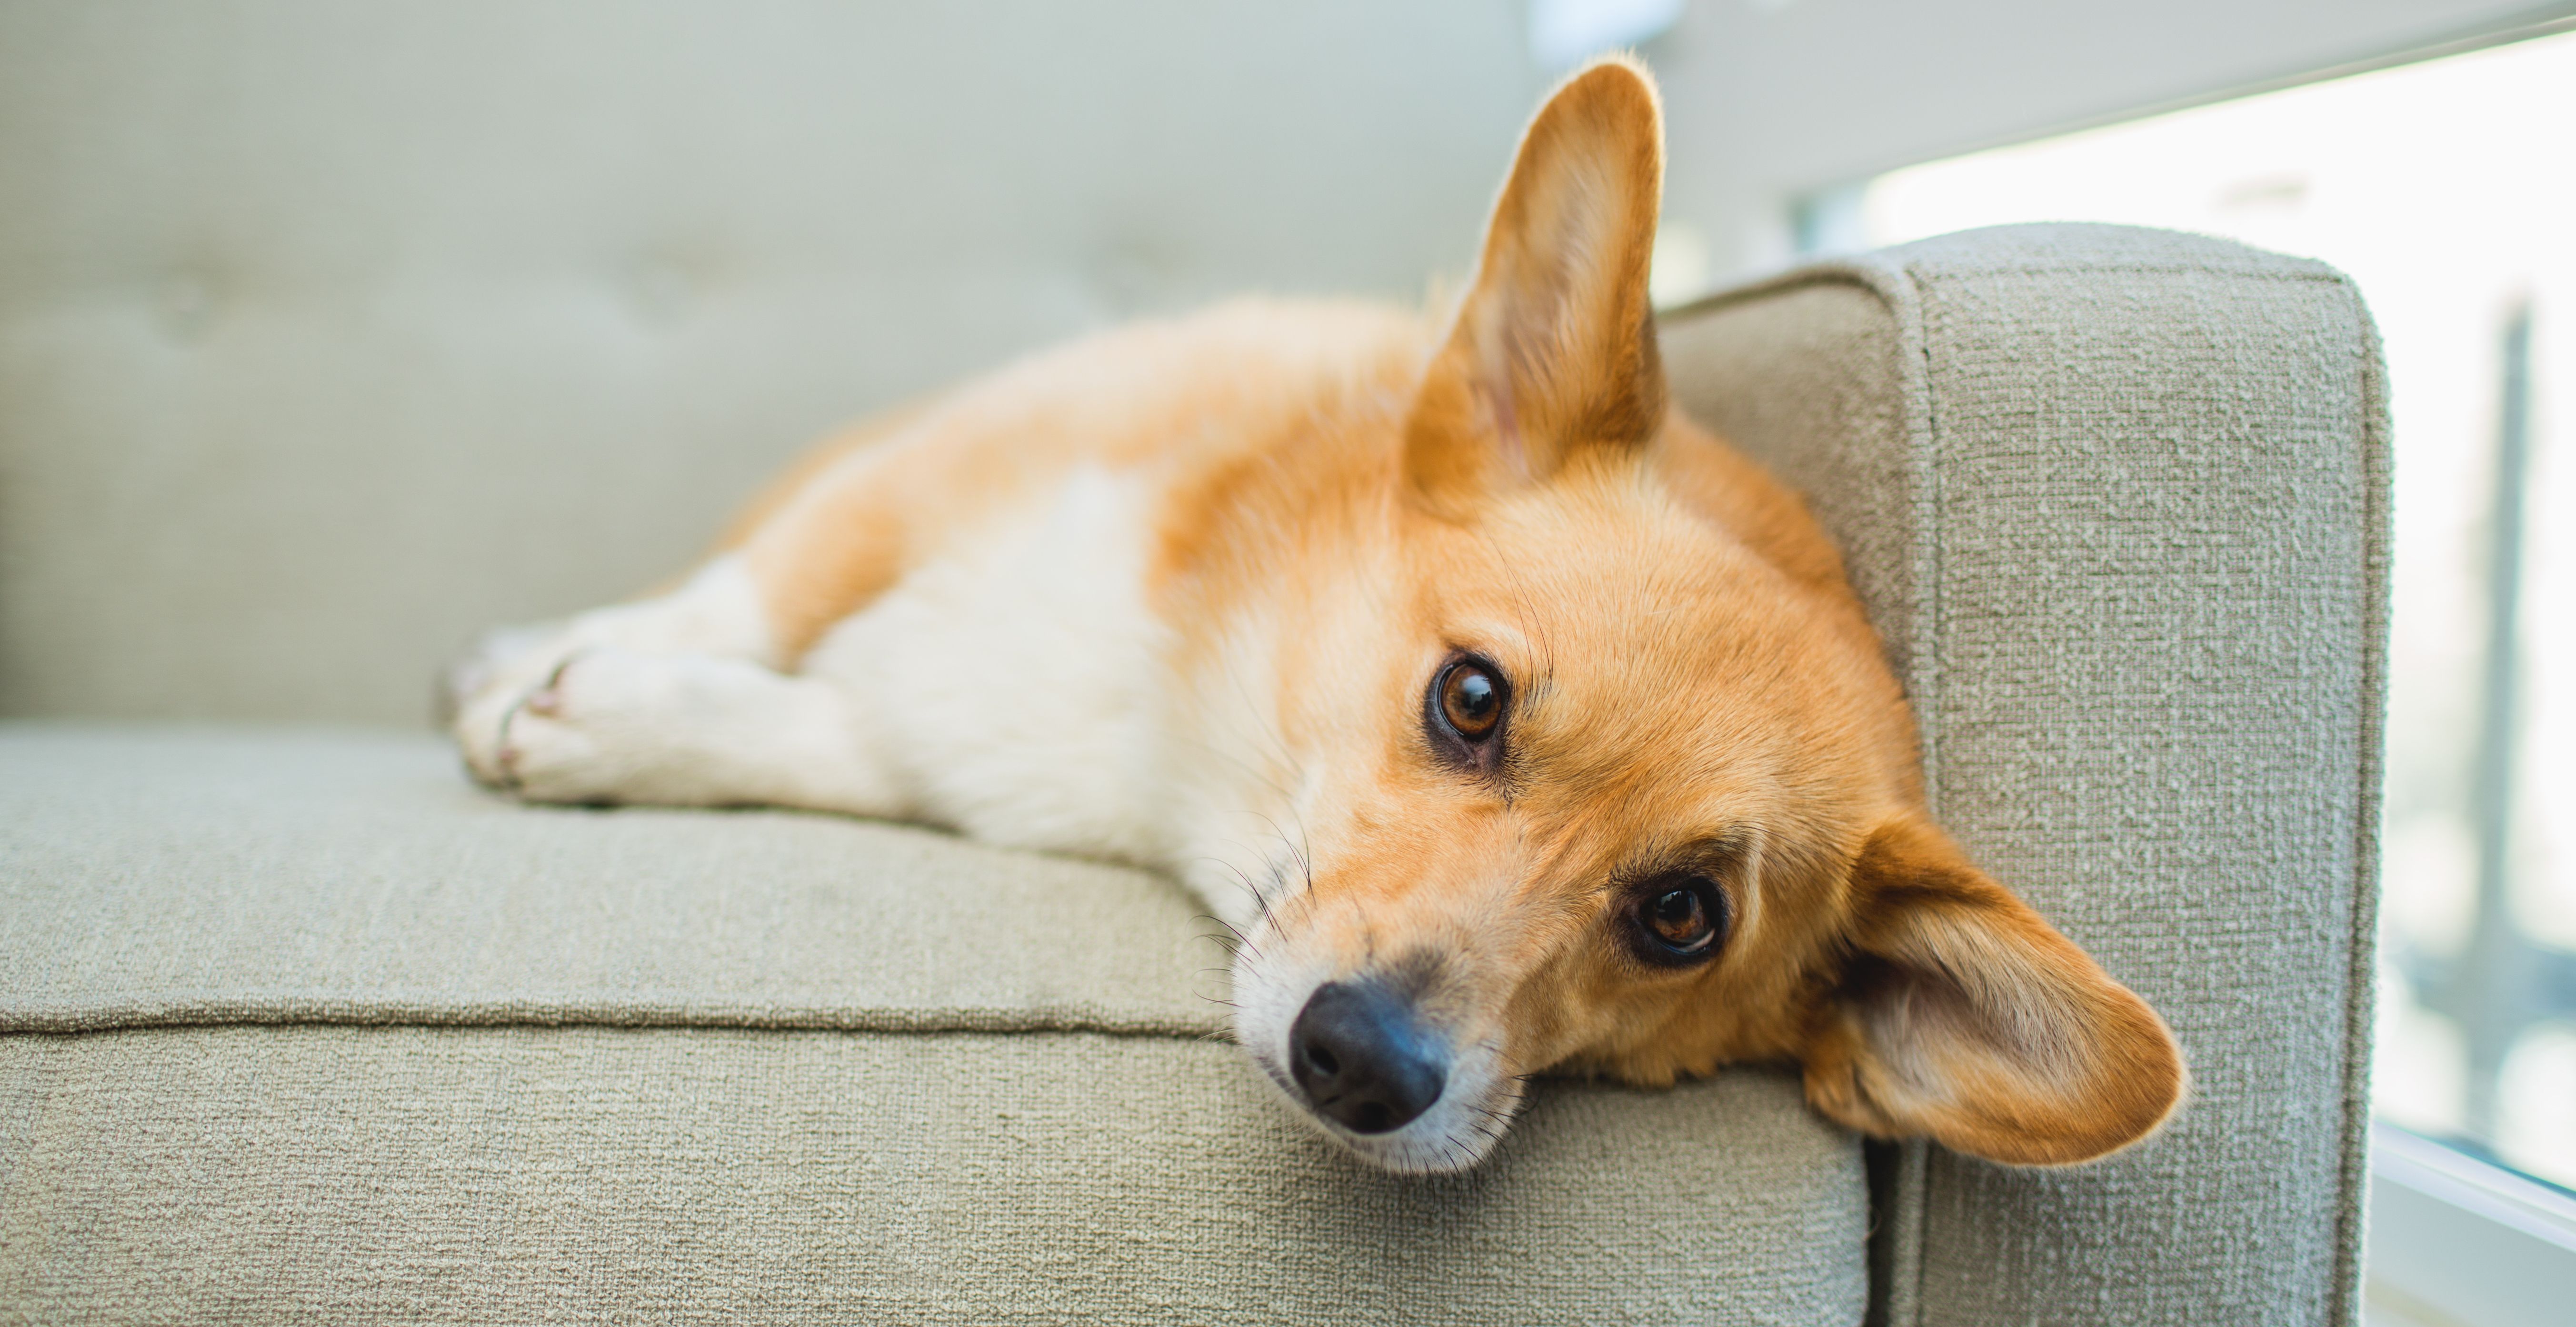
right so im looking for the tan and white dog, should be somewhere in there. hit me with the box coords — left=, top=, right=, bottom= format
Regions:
left=449, top=59, right=2184, bottom=1173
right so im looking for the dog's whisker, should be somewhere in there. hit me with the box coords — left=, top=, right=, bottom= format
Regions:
left=1249, top=809, right=1313, bottom=889
left=1190, top=910, right=1264, bottom=962
left=1189, top=859, right=1281, bottom=959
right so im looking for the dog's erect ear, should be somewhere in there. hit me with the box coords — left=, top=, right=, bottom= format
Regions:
left=1801, top=814, right=2187, bottom=1166
left=1404, top=57, right=1667, bottom=520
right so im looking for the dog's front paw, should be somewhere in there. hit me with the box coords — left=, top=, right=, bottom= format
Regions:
left=479, top=647, right=713, bottom=805
left=484, top=652, right=612, bottom=803
left=437, top=622, right=559, bottom=728
left=446, top=622, right=580, bottom=790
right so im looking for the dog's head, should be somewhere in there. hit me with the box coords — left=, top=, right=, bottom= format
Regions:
left=1227, top=58, right=2185, bottom=1172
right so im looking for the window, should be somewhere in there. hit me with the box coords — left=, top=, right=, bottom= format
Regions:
left=1804, top=27, right=2576, bottom=1325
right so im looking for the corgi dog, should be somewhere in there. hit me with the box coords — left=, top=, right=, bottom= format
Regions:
left=448, top=58, right=2184, bottom=1173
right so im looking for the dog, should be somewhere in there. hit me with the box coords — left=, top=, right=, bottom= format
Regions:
left=448, top=57, right=2184, bottom=1173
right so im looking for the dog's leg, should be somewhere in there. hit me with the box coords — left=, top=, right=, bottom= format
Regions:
left=484, top=645, right=904, bottom=815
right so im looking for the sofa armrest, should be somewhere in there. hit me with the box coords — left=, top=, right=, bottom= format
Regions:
left=1660, top=223, right=2387, bottom=1327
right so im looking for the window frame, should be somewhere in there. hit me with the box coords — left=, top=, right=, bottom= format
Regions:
left=2365, top=1124, right=2576, bottom=1327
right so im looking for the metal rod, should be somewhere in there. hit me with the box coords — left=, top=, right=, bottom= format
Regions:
left=2460, top=298, right=2535, bottom=1141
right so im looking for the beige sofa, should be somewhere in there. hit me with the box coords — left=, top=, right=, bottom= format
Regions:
left=1, top=8, right=2384, bottom=1324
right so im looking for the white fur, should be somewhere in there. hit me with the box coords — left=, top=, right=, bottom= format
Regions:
left=799, top=465, right=1178, bottom=864
left=1155, top=611, right=1325, bottom=933
left=460, top=470, right=1197, bottom=866
left=492, top=648, right=899, bottom=812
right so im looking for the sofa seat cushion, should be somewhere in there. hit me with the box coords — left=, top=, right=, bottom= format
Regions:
left=0, top=724, right=1869, bottom=1324
left=1, top=724, right=1219, bottom=1035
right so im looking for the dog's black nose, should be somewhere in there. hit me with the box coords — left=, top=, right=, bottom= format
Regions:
left=1288, top=979, right=1447, bottom=1134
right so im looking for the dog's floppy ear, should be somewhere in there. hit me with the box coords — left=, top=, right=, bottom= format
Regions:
left=1405, top=57, right=1667, bottom=520
left=1801, top=813, right=2187, bottom=1166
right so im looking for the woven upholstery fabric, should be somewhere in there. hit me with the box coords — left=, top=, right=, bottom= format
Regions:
left=1661, top=222, right=2384, bottom=1327
left=0, top=1028, right=1860, bottom=1325
left=0, top=726, right=1218, bottom=1037
left=0, top=726, right=1871, bottom=1324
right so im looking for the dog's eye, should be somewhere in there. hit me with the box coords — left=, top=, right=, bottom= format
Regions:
left=1635, top=875, right=1727, bottom=962
left=1436, top=660, right=1503, bottom=741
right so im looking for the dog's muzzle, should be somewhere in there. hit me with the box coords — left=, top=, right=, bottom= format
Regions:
left=1287, top=978, right=1448, bottom=1134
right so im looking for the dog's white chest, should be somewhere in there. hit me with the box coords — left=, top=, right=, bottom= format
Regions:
left=799, top=465, right=1178, bottom=865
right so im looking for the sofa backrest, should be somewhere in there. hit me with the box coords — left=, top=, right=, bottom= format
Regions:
left=0, top=0, right=1539, bottom=725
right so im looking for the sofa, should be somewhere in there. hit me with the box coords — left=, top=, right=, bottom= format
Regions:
left=1, top=8, right=2385, bottom=1325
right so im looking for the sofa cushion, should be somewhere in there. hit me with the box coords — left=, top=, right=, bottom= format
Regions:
left=1, top=724, right=1217, bottom=1036
left=0, top=725, right=1870, bottom=1324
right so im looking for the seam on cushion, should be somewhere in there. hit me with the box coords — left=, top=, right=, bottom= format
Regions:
left=0, top=995, right=1228, bottom=1041
left=1878, top=247, right=1939, bottom=1327
left=2330, top=276, right=2393, bottom=1327
left=1659, top=254, right=2353, bottom=325
left=1894, top=259, right=2350, bottom=283
left=1664, top=251, right=1939, bottom=1327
